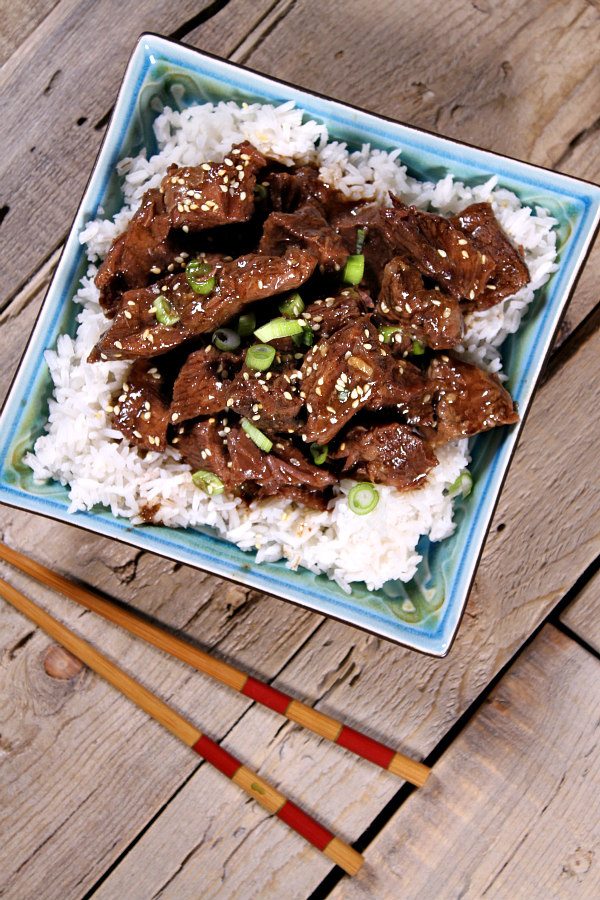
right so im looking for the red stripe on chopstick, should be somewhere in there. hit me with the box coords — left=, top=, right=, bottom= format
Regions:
left=336, top=726, right=395, bottom=769
left=241, top=676, right=291, bottom=715
left=277, top=800, right=333, bottom=851
left=192, top=734, right=241, bottom=778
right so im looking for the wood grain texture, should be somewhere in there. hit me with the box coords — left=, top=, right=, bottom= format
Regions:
left=561, top=569, right=600, bottom=654
left=333, top=625, right=600, bottom=900
left=0, top=511, right=321, bottom=899
left=0, top=0, right=61, bottom=66
left=0, top=1, right=598, bottom=896
left=91, top=328, right=600, bottom=899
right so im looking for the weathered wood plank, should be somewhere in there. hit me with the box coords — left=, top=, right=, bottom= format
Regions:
left=90, top=326, right=600, bottom=898
left=240, top=0, right=600, bottom=167
left=0, top=0, right=61, bottom=66
left=0, top=0, right=275, bottom=308
left=561, top=569, right=600, bottom=654
left=332, top=625, right=600, bottom=900
left=0, top=2, right=598, bottom=895
left=0, top=509, right=322, bottom=899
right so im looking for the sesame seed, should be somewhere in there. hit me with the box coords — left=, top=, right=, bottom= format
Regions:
left=461, top=250, right=469, bottom=259
left=469, top=290, right=475, bottom=300
left=283, top=391, right=293, bottom=401
left=133, top=430, right=142, bottom=439
left=437, top=248, right=447, bottom=258
left=124, top=310, right=132, bottom=319
left=201, top=163, right=211, bottom=171
left=114, top=341, right=123, bottom=349
left=240, top=191, right=246, bottom=201
left=443, top=307, right=452, bottom=318
left=150, top=266, right=161, bottom=274
left=458, top=238, right=468, bottom=245
left=182, top=226, right=189, bottom=233
left=220, top=184, right=228, bottom=193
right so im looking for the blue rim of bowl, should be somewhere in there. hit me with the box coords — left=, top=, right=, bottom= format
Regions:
left=0, top=32, right=598, bottom=656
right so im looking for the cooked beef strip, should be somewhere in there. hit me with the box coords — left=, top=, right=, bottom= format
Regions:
left=450, top=202, right=530, bottom=311
left=267, top=166, right=337, bottom=212
left=227, top=357, right=304, bottom=432
left=177, top=420, right=334, bottom=509
left=300, top=318, right=383, bottom=444
left=333, top=204, right=389, bottom=290
left=89, top=248, right=317, bottom=362
left=95, top=188, right=182, bottom=318
left=303, top=288, right=374, bottom=338
left=259, top=202, right=349, bottom=272
left=383, top=197, right=496, bottom=300
left=161, top=141, right=266, bottom=231
left=377, top=256, right=463, bottom=350
left=335, top=199, right=496, bottom=302
left=365, top=353, right=435, bottom=428
left=301, top=316, right=437, bottom=444
left=174, top=419, right=233, bottom=484
left=266, top=165, right=361, bottom=222
left=171, top=347, right=303, bottom=431
left=111, top=360, right=170, bottom=452
left=426, top=354, right=519, bottom=445
left=331, top=423, right=438, bottom=490
left=170, top=346, right=242, bottom=422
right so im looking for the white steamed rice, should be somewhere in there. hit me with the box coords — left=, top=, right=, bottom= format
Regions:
left=26, top=101, right=558, bottom=592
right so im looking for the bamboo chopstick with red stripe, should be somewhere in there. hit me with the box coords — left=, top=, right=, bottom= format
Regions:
left=0, top=541, right=429, bottom=787
left=0, top=575, right=363, bottom=876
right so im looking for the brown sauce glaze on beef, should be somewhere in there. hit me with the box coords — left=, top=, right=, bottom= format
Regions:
left=92, top=142, right=529, bottom=509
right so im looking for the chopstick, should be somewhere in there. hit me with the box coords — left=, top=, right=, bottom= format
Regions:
left=0, top=574, right=363, bottom=876
left=0, top=541, right=429, bottom=788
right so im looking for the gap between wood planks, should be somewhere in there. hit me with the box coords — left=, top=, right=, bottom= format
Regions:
left=308, top=552, right=600, bottom=899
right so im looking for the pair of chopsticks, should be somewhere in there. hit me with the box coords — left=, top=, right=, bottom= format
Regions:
left=0, top=542, right=430, bottom=875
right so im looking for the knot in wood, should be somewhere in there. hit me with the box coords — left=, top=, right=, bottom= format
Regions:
left=43, top=644, right=84, bottom=680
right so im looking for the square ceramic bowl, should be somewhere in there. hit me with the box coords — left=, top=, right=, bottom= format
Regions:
left=0, top=34, right=598, bottom=656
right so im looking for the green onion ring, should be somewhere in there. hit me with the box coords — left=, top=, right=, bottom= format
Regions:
left=245, top=343, right=276, bottom=371
left=348, top=482, right=380, bottom=515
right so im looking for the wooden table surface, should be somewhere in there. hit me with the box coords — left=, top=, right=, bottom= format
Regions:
left=1, top=2, right=599, bottom=897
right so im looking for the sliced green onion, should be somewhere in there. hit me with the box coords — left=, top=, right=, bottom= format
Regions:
left=411, top=339, right=426, bottom=355
left=254, top=317, right=303, bottom=342
left=254, top=183, right=268, bottom=200
left=380, top=326, right=403, bottom=344
left=447, top=471, right=473, bottom=499
left=342, top=254, right=365, bottom=285
left=348, top=482, right=379, bottom=515
left=292, top=325, right=315, bottom=348
left=151, top=296, right=180, bottom=326
left=356, top=227, right=367, bottom=253
left=212, top=328, right=241, bottom=351
left=186, top=259, right=216, bottom=295
left=245, top=343, right=276, bottom=371
left=241, top=417, right=273, bottom=452
left=192, top=470, right=225, bottom=495
left=310, top=443, right=328, bottom=465
left=279, top=292, right=305, bottom=318
left=237, top=312, right=256, bottom=337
